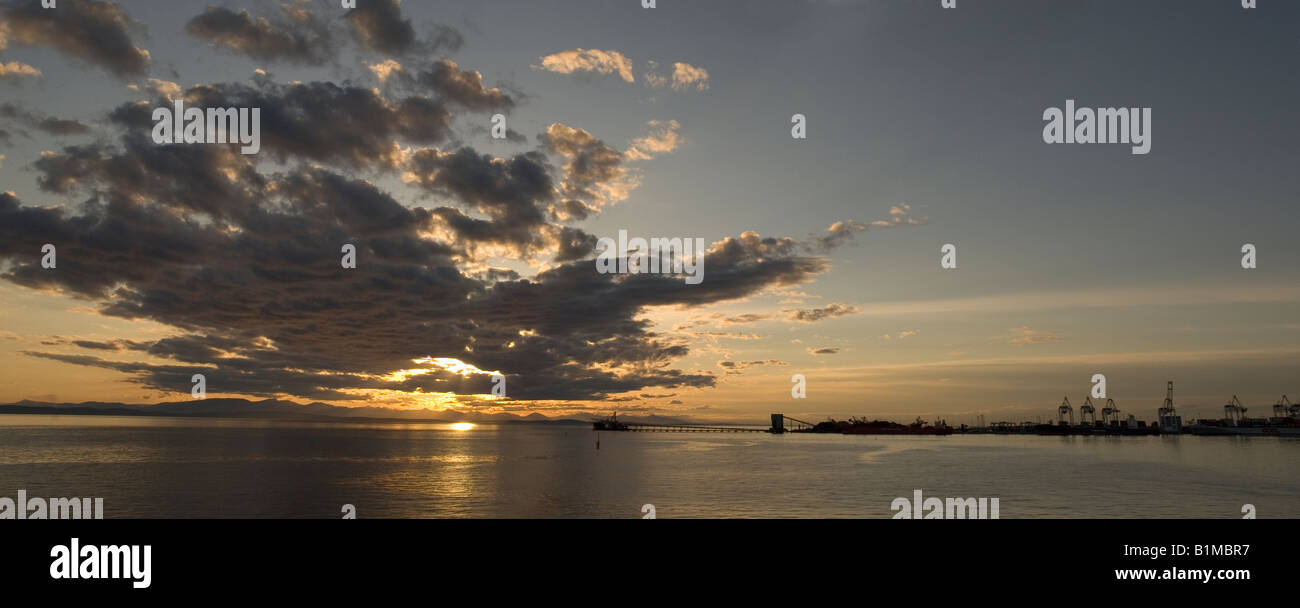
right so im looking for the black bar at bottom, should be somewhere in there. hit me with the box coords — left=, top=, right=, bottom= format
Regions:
left=1, top=519, right=1282, bottom=597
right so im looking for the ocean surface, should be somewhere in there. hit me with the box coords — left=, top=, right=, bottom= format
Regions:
left=1, top=414, right=1297, bottom=518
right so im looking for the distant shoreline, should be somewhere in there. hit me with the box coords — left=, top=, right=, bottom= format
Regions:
left=0, top=405, right=586, bottom=426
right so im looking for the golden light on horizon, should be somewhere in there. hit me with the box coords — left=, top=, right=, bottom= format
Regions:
left=449, top=422, right=475, bottom=431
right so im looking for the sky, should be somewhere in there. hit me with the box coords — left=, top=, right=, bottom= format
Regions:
left=0, top=0, right=1297, bottom=424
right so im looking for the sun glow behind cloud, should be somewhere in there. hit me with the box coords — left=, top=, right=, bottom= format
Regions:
left=353, top=357, right=508, bottom=411
left=380, top=357, right=501, bottom=382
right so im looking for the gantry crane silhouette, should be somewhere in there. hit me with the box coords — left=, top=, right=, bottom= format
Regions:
left=1101, top=398, right=1121, bottom=426
left=1224, top=395, right=1248, bottom=426
left=1057, top=396, right=1074, bottom=426
left=1079, top=396, right=1097, bottom=425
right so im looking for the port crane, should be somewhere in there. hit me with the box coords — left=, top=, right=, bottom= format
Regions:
left=1224, top=396, right=1248, bottom=426
left=1057, top=396, right=1074, bottom=426
left=1079, top=396, right=1097, bottom=425
left=1157, top=381, right=1182, bottom=433
left=1158, top=381, right=1177, bottom=418
left=1101, top=399, right=1120, bottom=425
left=1273, top=395, right=1295, bottom=418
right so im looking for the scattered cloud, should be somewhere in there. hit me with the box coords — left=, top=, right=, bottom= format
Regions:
left=126, top=78, right=181, bottom=101
left=870, top=203, right=927, bottom=228
left=1007, top=326, right=1062, bottom=346
left=643, top=61, right=667, bottom=88
left=695, top=313, right=776, bottom=326
left=0, top=60, right=40, bottom=81
left=542, top=122, right=638, bottom=208
left=807, top=204, right=927, bottom=252
left=670, top=62, right=710, bottom=91
left=785, top=303, right=859, bottom=322
left=625, top=120, right=682, bottom=161
left=717, top=359, right=786, bottom=374
left=644, top=61, right=711, bottom=92
left=883, top=329, right=919, bottom=341
left=536, top=48, right=634, bottom=83
left=368, top=59, right=403, bottom=83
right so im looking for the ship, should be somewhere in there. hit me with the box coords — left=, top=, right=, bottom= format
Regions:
left=841, top=417, right=953, bottom=436
left=1186, top=422, right=1300, bottom=436
left=1184, top=395, right=1300, bottom=436
left=591, top=413, right=629, bottom=431
left=1030, top=421, right=1157, bottom=436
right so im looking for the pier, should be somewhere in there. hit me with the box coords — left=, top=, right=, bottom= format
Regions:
left=620, top=423, right=768, bottom=433
left=592, top=413, right=818, bottom=433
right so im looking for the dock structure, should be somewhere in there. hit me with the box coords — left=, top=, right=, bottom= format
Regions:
left=768, top=413, right=815, bottom=433
left=592, top=413, right=812, bottom=433
left=621, top=423, right=768, bottom=433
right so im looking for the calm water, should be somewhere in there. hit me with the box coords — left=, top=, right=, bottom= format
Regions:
left=1, top=415, right=1297, bottom=518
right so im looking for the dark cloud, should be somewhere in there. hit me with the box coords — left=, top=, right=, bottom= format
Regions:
left=71, top=339, right=145, bottom=351
left=345, top=0, right=414, bottom=54
left=0, top=103, right=91, bottom=136
left=542, top=123, right=634, bottom=208
left=196, top=81, right=450, bottom=169
left=718, top=359, right=785, bottom=374
left=404, top=147, right=607, bottom=260
left=108, top=81, right=452, bottom=170
left=417, top=60, right=514, bottom=111
left=786, top=303, right=860, bottom=322
left=718, top=313, right=775, bottom=325
left=2, top=183, right=842, bottom=402
left=185, top=6, right=333, bottom=65
left=0, top=42, right=866, bottom=406
left=32, top=136, right=267, bottom=222
left=717, top=360, right=784, bottom=369
left=35, top=117, right=91, bottom=135
left=408, top=147, right=551, bottom=224
left=345, top=0, right=461, bottom=56
left=550, top=199, right=593, bottom=222
left=424, top=23, right=464, bottom=55
left=0, top=0, right=150, bottom=78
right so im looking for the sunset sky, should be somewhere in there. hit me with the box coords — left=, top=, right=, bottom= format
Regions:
left=1, top=0, right=1297, bottom=424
